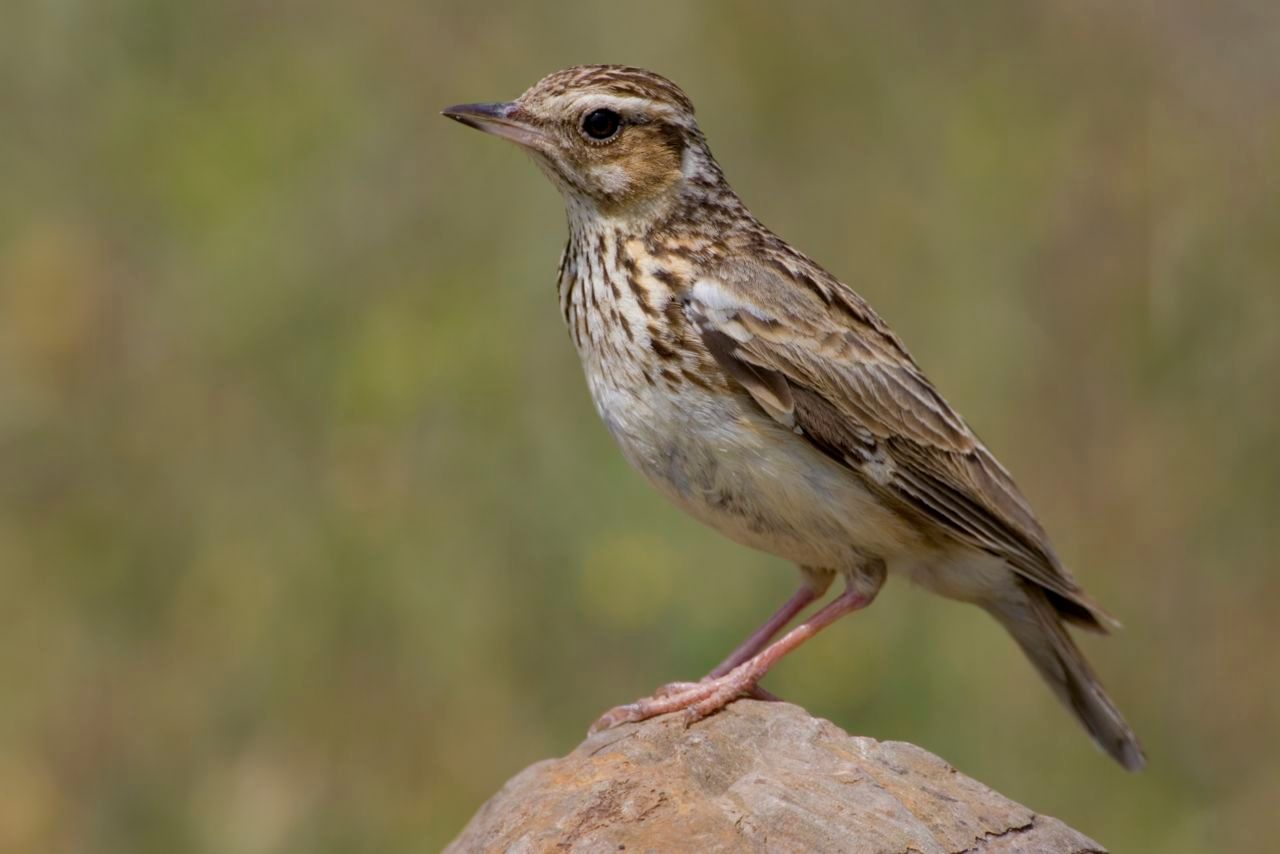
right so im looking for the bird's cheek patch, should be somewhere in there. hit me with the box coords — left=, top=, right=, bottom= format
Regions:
left=589, top=164, right=631, bottom=195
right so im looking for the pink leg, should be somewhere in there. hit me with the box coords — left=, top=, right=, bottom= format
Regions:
left=651, top=574, right=830, bottom=700
left=590, top=573, right=881, bottom=734
left=709, top=583, right=822, bottom=678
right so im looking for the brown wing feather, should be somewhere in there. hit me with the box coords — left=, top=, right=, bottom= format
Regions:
left=687, top=258, right=1113, bottom=628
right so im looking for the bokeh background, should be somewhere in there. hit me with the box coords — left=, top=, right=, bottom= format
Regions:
left=3, top=1, right=1278, bottom=851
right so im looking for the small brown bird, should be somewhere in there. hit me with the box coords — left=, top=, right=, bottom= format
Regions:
left=444, top=65, right=1145, bottom=770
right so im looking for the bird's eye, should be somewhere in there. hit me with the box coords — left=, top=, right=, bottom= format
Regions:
left=581, top=108, right=622, bottom=141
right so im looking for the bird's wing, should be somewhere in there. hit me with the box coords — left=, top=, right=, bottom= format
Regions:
left=686, top=257, right=1106, bottom=621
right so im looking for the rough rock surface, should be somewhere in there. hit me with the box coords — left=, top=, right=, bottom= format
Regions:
left=446, top=700, right=1104, bottom=853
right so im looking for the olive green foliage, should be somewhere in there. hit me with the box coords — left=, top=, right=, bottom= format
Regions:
left=1, top=2, right=1277, bottom=851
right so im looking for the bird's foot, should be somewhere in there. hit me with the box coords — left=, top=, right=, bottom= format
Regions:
left=651, top=680, right=702, bottom=699
left=588, top=661, right=772, bottom=735
left=652, top=678, right=780, bottom=701
left=589, top=578, right=878, bottom=736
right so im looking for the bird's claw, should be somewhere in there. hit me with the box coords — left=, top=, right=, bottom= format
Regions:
left=588, top=703, right=643, bottom=735
left=588, top=663, right=769, bottom=735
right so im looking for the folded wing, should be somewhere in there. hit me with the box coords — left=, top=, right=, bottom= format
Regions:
left=686, top=258, right=1113, bottom=630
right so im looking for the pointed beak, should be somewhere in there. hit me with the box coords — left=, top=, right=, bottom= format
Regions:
left=441, top=101, right=546, bottom=148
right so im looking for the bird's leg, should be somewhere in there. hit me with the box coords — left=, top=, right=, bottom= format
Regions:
left=590, top=564, right=883, bottom=734
left=709, top=569, right=833, bottom=678
left=650, top=569, right=833, bottom=700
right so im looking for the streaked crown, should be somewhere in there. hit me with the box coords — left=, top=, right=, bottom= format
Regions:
left=519, top=65, right=697, bottom=119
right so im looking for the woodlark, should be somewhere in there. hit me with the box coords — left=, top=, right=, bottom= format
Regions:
left=444, top=65, right=1145, bottom=770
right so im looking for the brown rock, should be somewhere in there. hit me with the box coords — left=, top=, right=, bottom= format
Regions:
left=446, top=701, right=1104, bottom=853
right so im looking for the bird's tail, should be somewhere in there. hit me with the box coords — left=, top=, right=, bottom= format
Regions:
left=987, top=586, right=1146, bottom=771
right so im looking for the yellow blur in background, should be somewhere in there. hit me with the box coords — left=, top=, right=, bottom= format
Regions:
left=2, top=2, right=1278, bottom=851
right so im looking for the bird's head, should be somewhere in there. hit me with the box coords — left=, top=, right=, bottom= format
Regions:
left=444, top=66, right=715, bottom=221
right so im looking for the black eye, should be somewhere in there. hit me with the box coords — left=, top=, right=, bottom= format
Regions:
left=581, top=108, right=622, bottom=141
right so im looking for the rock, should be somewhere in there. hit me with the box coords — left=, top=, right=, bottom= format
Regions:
left=446, top=700, right=1104, bottom=853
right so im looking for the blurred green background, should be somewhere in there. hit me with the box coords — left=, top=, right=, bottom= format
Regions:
left=2, top=1, right=1278, bottom=851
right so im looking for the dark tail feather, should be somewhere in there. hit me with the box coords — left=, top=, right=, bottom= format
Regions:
left=988, top=588, right=1146, bottom=771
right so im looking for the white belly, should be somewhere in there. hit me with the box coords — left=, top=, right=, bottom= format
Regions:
left=585, top=367, right=923, bottom=573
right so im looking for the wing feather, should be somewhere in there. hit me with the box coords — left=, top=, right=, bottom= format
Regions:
left=687, top=259, right=1112, bottom=627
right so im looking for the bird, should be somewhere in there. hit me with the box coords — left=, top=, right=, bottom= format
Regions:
left=443, top=65, right=1145, bottom=771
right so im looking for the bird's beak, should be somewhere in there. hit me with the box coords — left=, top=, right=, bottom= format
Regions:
left=441, top=101, right=546, bottom=148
